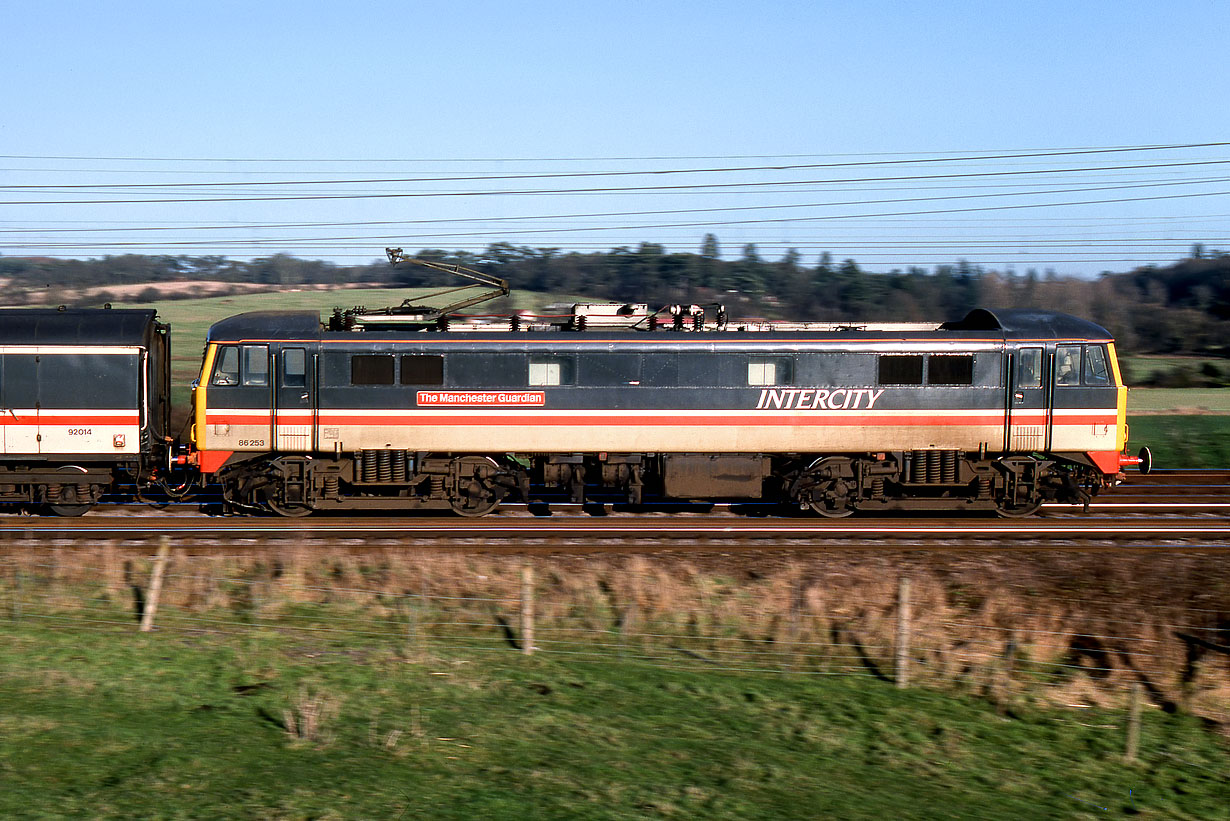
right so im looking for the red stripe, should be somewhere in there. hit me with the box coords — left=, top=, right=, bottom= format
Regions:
left=310, top=414, right=1008, bottom=427
left=0, top=415, right=139, bottom=426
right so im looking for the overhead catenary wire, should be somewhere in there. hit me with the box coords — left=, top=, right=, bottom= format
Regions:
left=1, top=140, right=1224, bottom=273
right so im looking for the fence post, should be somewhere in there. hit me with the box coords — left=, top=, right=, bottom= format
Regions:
left=139, top=535, right=171, bottom=632
left=521, top=560, right=535, bottom=655
left=895, top=576, right=912, bottom=689
left=1125, top=681, right=1142, bottom=762
left=9, top=558, right=20, bottom=622
left=620, top=564, right=638, bottom=659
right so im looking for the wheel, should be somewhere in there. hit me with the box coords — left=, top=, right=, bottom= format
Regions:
left=994, top=457, right=1043, bottom=517
left=46, top=466, right=96, bottom=517
left=262, top=456, right=315, bottom=517
left=995, top=498, right=1042, bottom=518
left=265, top=497, right=314, bottom=518
left=48, top=500, right=92, bottom=517
left=448, top=456, right=504, bottom=518
left=793, top=456, right=856, bottom=518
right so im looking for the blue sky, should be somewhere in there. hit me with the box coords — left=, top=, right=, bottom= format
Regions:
left=4, top=2, right=1229, bottom=274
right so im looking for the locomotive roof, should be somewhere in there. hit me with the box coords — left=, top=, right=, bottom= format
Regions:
left=0, top=307, right=162, bottom=346
left=205, top=307, right=1113, bottom=343
left=207, top=310, right=326, bottom=342
left=940, top=308, right=1112, bottom=340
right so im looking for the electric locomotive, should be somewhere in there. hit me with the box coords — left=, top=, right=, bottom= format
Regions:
left=191, top=298, right=1143, bottom=518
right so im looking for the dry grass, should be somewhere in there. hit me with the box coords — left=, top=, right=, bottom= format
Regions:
left=283, top=685, right=341, bottom=745
left=3, top=543, right=1227, bottom=727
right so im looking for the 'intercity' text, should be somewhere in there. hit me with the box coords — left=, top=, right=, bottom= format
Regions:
left=755, top=388, right=885, bottom=410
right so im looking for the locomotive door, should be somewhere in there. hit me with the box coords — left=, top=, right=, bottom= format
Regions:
left=1007, top=345, right=1049, bottom=452
left=274, top=347, right=314, bottom=452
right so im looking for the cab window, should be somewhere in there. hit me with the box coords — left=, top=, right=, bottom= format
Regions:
left=212, top=346, right=239, bottom=386
left=1084, top=345, right=1110, bottom=385
left=242, top=345, right=269, bottom=387
left=1055, top=345, right=1082, bottom=387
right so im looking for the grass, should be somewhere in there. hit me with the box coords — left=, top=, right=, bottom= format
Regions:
left=1129, top=388, right=1230, bottom=414
left=0, top=615, right=1226, bottom=820
left=1127, top=415, right=1230, bottom=468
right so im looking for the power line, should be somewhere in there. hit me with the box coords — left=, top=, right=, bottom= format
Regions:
left=6, top=158, right=1230, bottom=196
left=0, top=140, right=1225, bottom=163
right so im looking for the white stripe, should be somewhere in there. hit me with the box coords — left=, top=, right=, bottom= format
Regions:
left=0, top=409, right=138, bottom=418
left=0, top=346, right=143, bottom=356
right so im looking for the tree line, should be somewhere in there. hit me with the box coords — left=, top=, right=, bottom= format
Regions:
left=1, top=236, right=1227, bottom=356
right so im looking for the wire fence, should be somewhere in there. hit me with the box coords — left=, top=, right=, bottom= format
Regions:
left=2, top=537, right=1228, bottom=743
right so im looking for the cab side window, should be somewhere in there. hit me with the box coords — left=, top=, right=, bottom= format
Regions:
left=1055, top=345, right=1082, bottom=386
left=242, top=345, right=269, bottom=387
left=212, top=346, right=240, bottom=386
left=1084, top=345, right=1110, bottom=385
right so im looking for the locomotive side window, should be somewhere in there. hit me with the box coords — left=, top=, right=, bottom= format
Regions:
left=282, top=348, right=306, bottom=388
left=212, top=346, right=240, bottom=386
left=241, top=345, right=269, bottom=387
left=1017, top=347, right=1043, bottom=388
left=747, top=357, right=792, bottom=386
left=529, top=356, right=575, bottom=386
left=1055, top=345, right=1082, bottom=386
left=1084, top=345, right=1110, bottom=385
left=927, top=355, right=974, bottom=385
left=400, top=355, right=444, bottom=386
left=351, top=354, right=395, bottom=385
left=878, top=355, right=923, bottom=385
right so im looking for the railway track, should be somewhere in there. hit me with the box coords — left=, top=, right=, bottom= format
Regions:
left=0, top=468, right=1225, bottom=547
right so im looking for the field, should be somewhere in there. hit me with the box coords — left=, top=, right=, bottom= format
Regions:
left=2, top=591, right=1227, bottom=819
left=1129, top=389, right=1230, bottom=414
left=1127, top=416, right=1230, bottom=469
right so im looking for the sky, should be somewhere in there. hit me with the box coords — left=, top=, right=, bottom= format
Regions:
left=4, top=1, right=1230, bottom=276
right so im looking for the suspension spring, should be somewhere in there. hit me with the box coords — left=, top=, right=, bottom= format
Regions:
left=909, top=450, right=926, bottom=483
left=376, top=449, right=392, bottom=482
left=941, top=450, right=958, bottom=483
left=324, top=475, right=340, bottom=497
left=391, top=450, right=407, bottom=483
left=871, top=476, right=886, bottom=498
left=926, top=450, right=941, bottom=483
left=361, top=449, right=378, bottom=482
